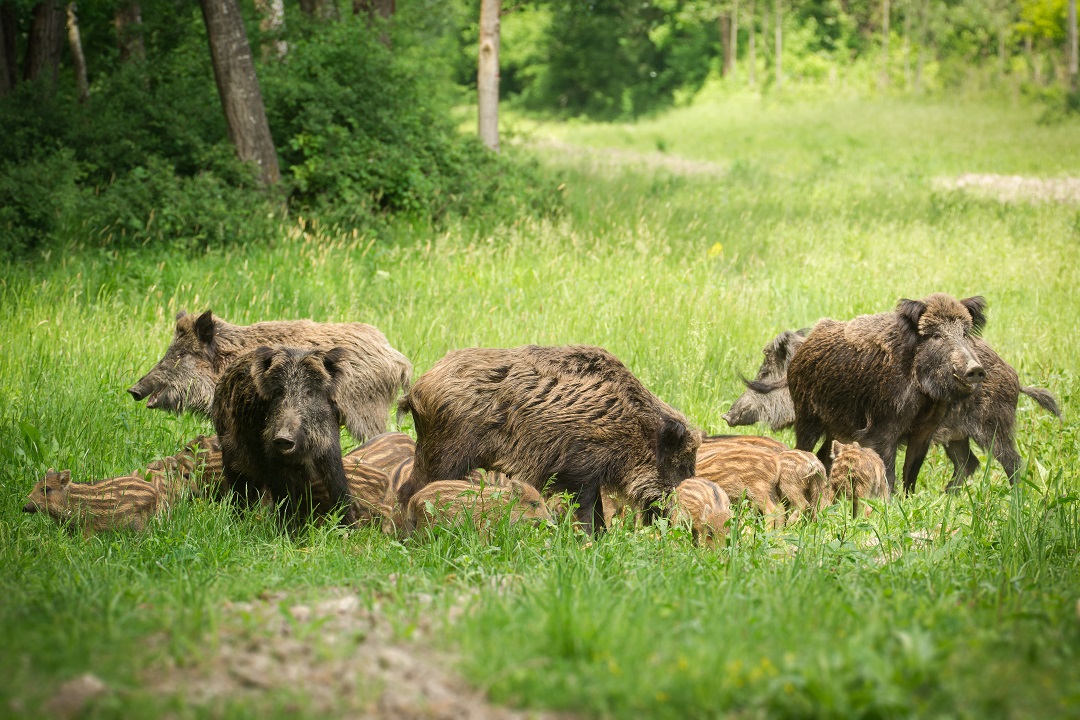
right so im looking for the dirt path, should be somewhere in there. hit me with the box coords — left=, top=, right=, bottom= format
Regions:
left=530, top=139, right=726, bottom=176
left=935, top=173, right=1080, bottom=203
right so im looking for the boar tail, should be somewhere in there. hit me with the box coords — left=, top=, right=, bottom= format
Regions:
left=742, top=375, right=787, bottom=394
left=395, top=395, right=414, bottom=426
left=1020, top=386, right=1063, bottom=420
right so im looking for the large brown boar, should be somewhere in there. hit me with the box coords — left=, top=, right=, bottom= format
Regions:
left=397, top=345, right=701, bottom=535
left=764, top=294, right=989, bottom=494
left=667, top=478, right=732, bottom=547
left=404, top=479, right=553, bottom=536
left=212, top=346, right=358, bottom=529
left=729, top=328, right=1061, bottom=488
left=129, top=310, right=412, bottom=442
left=828, top=441, right=890, bottom=518
left=23, top=469, right=161, bottom=535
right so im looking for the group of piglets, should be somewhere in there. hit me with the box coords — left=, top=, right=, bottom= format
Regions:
left=23, top=292, right=1059, bottom=544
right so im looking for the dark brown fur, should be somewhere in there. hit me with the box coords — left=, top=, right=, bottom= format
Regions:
left=397, top=345, right=701, bottom=535
left=129, top=310, right=412, bottom=442
left=23, top=468, right=161, bottom=534
left=728, top=329, right=1061, bottom=488
left=212, top=346, right=358, bottom=529
left=404, top=479, right=553, bottom=536
left=782, top=294, right=988, bottom=493
left=667, top=478, right=732, bottom=547
left=829, top=440, right=890, bottom=517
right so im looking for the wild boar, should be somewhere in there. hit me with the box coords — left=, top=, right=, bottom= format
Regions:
left=23, top=468, right=161, bottom=535
left=667, top=478, right=732, bottom=547
left=404, top=479, right=553, bottom=536
left=774, top=449, right=832, bottom=520
left=756, top=294, right=989, bottom=493
left=344, top=432, right=415, bottom=475
left=828, top=440, right=890, bottom=517
left=693, top=445, right=783, bottom=527
left=342, top=457, right=394, bottom=531
left=729, top=328, right=1061, bottom=488
left=397, top=345, right=701, bottom=534
left=129, top=310, right=412, bottom=442
left=212, top=346, right=357, bottom=529
left=698, top=434, right=791, bottom=457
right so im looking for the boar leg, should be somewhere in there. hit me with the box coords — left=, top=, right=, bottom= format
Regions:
left=902, top=403, right=950, bottom=493
left=571, top=484, right=604, bottom=535
left=944, top=439, right=980, bottom=491
left=815, top=433, right=835, bottom=476
left=989, top=436, right=1022, bottom=485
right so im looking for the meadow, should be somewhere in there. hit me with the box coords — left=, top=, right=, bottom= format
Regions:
left=2, top=93, right=1079, bottom=718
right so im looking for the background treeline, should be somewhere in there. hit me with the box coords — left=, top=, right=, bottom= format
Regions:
left=0, top=0, right=1076, bottom=258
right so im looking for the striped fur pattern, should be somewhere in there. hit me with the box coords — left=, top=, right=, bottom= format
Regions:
left=693, top=446, right=783, bottom=527
left=398, top=345, right=701, bottom=535
left=829, top=441, right=890, bottom=518
left=698, top=434, right=790, bottom=456
left=23, top=468, right=160, bottom=534
left=774, top=449, right=832, bottom=520
left=141, top=434, right=225, bottom=501
left=667, top=478, right=732, bottom=547
left=129, top=310, right=413, bottom=443
left=404, top=479, right=552, bottom=536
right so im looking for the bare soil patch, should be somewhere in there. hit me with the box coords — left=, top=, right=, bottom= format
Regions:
left=139, top=586, right=562, bottom=719
left=528, top=139, right=726, bottom=177
left=937, top=174, right=1080, bottom=203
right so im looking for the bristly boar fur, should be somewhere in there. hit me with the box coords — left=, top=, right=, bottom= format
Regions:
left=129, top=310, right=412, bottom=442
left=342, top=457, right=394, bottom=532
left=344, top=432, right=415, bottom=475
left=397, top=345, right=701, bottom=535
left=829, top=441, right=890, bottom=518
left=667, top=478, right=732, bottom=547
left=772, top=293, right=989, bottom=494
left=24, top=469, right=161, bottom=535
left=728, top=329, right=1061, bottom=488
left=404, top=479, right=553, bottom=536
left=213, top=346, right=358, bottom=529
left=693, top=446, right=783, bottom=527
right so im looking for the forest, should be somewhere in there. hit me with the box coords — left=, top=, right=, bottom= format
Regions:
left=1, top=1, right=1079, bottom=718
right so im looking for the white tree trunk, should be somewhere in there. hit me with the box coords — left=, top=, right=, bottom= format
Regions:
left=66, top=3, right=88, bottom=101
left=774, top=0, right=782, bottom=90
left=731, top=0, right=739, bottom=82
left=747, top=0, right=756, bottom=86
left=1068, top=0, right=1078, bottom=90
left=254, top=0, right=286, bottom=60
left=881, top=0, right=890, bottom=88
left=478, top=0, right=500, bottom=152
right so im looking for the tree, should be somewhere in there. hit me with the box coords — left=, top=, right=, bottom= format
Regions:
left=748, top=0, right=756, bottom=85
left=66, top=3, right=88, bottom=102
left=114, top=2, right=144, bottom=63
left=478, top=0, right=499, bottom=151
left=0, top=2, right=16, bottom=95
left=880, top=0, right=891, bottom=88
left=353, top=0, right=395, bottom=47
left=1069, top=0, right=1078, bottom=90
left=24, top=1, right=65, bottom=84
left=254, top=0, right=287, bottom=60
left=199, top=0, right=280, bottom=185
left=300, top=0, right=339, bottom=21
left=774, top=0, right=782, bottom=90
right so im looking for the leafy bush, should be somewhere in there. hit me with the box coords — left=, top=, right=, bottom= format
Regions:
left=0, top=148, right=82, bottom=257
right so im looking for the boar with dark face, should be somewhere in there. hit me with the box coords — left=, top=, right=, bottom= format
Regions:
left=722, top=329, right=807, bottom=429
left=129, top=310, right=412, bottom=442
left=397, top=345, right=701, bottom=535
left=24, top=469, right=161, bottom=535
left=828, top=440, right=890, bottom=517
left=212, top=346, right=357, bottom=529
left=404, top=479, right=553, bottom=536
left=728, top=328, right=1061, bottom=489
left=781, top=293, right=987, bottom=494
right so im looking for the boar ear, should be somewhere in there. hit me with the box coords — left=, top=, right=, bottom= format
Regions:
left=58, top=469, right=72, bottom=487
left=250, top=346, right=277, bottom=399
left=175, top=310, right=188, bottom=322
left=657, top=417, right=693, bottom=459
left=194, top=310, right=216, bottom=348
left=321, top=347, right=350, bottom=380
left=960, top=296, right=988, bottom=335
left=830, top=440, right=842, bottom=460
left=896, top=298, right=927, bottom=334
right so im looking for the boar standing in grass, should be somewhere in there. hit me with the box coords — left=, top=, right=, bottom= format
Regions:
left=397, top=345, right=701, bottom=534
left=698, top=434, right=791, bottom=456
left=751, top=294, right=989, bottom=494
left=404, top=479, right=553, bottom=536
left=129, top=310, right=412, bottom=442
left=828, top=441, right=890, bottom=518
left=23, top=469, right=161, bottom=535
left=667, top=478, right=732, bottom=547
left=774, top=449, right=832, bottom=519
left=141, top=434, right=225, bottom=501
left=693, top=446, right=783, bottom=527
left=728, top=327, right=1061, bottom=489
left=213, top=346, right=357, bottom=529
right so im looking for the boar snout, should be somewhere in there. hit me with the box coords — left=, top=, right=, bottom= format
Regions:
left=23, top=501, right=38, bottom=513
left=722, top=404, right=756, bottom=427
left=128, top=386, right=147, bottom=401
left=964, top=362, right=986, bottom=384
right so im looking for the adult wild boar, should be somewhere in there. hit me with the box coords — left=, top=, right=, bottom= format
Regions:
left=129, top=310, right=412, bottom=442
left=213, top=346, right=357, bottom=529
left=396, top=345, right=701, bottom=534
left=727, top=328, right=1061, bottom=487
left=765, top=293, right=989, bottom=493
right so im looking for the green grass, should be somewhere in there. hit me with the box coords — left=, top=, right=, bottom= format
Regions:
left=2, top=94, right=1079, bottom=718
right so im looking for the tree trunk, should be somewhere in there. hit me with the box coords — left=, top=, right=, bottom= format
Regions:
left=66, top=3, right=88, bottom=101
left=1068, top=0, right=1078, bottom=91
left=300, top=0, right=338, bottom=21
left=880, top=0, right=890, bottom=89
left=747, top=0, right=756, bottom=86
left=774, top=0, right=782, bottom=90
left=0, top=2, right=17, bottom=95
left=24, top=1, right=65, bottom=84
left=902, top=6, right=911, bottom=88
left=254, top=0, right=287, bottom=60
left=199, top=0, right=280, bottom=185
left=719, top=13, right=731, bottom=77
left=478, top=0, right=499, bottom=152
left=731, top=0, right=739, bottom=82
left=115, top=3, right=144, bottom=63
left=915, top=0, right=928, bottom=93
left=353, top=0, right=394, bottom=47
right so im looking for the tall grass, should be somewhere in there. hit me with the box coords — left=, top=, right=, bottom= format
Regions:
left=1, top=95, right=1078, bottom=718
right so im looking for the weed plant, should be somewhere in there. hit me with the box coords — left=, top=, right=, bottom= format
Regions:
left=1, top=95, right=1078, bottom=718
